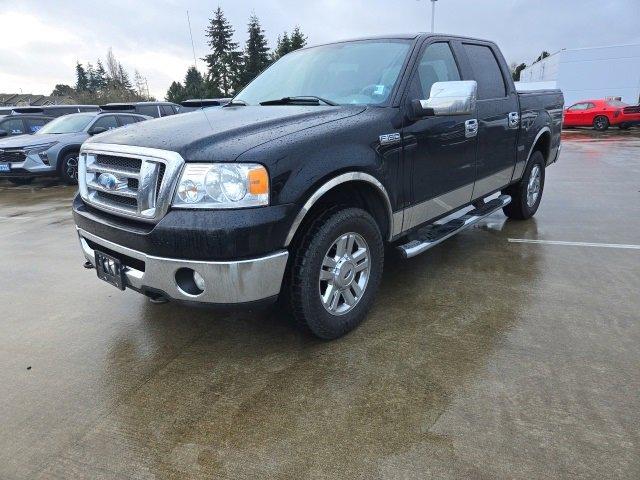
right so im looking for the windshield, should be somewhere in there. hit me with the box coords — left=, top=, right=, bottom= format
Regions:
left=235, top=39, right=412, bottom=106
left=37, top=113, right=95, bottom=134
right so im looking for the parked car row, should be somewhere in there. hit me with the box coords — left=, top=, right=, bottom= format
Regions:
left=563, top=98, right=640, bottom=131
left=0, top=99, right=231, bottom=139
left=0, top=98, right=232, bottom=184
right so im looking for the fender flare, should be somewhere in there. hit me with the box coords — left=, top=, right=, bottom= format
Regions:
left=284, top=172, right=394, bottom=246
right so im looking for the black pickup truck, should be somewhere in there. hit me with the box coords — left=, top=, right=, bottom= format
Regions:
left=73, top=34, right=563, bottom=339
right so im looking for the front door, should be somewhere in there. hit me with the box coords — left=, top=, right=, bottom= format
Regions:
left=401, top=40, right=478, bottom=231
left=459, top=42, right=520, bottom=199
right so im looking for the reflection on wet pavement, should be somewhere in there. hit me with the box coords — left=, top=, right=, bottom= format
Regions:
left=1, top=130, right=639, bottom=479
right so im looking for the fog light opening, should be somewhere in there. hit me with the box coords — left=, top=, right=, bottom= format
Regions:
left=175, top=268, right=205, bottom=296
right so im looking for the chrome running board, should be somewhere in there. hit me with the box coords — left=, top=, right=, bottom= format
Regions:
left=397, top=195, right=511, bottom=258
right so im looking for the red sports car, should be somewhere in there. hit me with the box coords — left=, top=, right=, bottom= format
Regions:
left=563, top=99, right=640, bottom=131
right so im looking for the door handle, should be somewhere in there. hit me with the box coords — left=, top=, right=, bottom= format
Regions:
left=508, top=112, right=520, bottom=128
left=465, top=119, right=478, bottom=138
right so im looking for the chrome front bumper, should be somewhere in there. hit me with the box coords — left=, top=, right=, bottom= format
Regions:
left=77, top=228, right=289, bottom=304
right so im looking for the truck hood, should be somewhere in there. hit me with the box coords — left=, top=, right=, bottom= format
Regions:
left=0, top=132, right=83, bottom=149
left=85, top=105, right=367, bottom=161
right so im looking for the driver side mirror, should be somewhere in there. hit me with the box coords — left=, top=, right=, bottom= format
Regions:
left=89, top=126, right=108, bottom=135
left=411, top=80, right=477, bottom=119
left=0, top=130, right=7, bottom=138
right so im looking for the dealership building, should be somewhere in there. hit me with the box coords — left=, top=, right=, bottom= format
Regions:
left=519, top=43, right=640, bottom=106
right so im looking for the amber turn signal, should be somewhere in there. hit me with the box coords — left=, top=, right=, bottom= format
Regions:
left=248, top=166, right=269, bottom=195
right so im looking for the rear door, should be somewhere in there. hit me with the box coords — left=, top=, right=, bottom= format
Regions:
left=458, top=42, right=519, bottom=199
left=0, top=118, right=26, bottom=136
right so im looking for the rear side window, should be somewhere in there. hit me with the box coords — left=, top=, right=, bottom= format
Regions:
left=160, top=105, right=175, bottom=116
left=410, top=42, right=461, bottom=99
left=25, top=118, right=49, bottom=133
left=463, top=44, right=506, bottom=100
left=1, top=118, right=25, bottom=135
left=91, top=115, right=119, bottom=131
left=568, top=103, right=589, bottom=111
left=137, top=105, right=159, bottom=117
left=118, top=115, right=137, bottom=126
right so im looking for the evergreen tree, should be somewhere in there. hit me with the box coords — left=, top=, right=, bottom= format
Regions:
left=241, top=14, right=270, bottom=87
left=94, top=60, right=108, bottom=91
left=118, top=64, right=131, bottom=90
left=166, top=81, right=186, bottom=103
left=86, top=62, right=97, bottom=93
left=183, top=67, right=205, bottom=99
left=75, top=62, right=89, bottom=92
left=203, top=7, right=242, bottom=96
left=273, top=32, right=292, bottom=60
left=289, top=26, right=307, bottom=51
left=511, top=62, right=527, bottom=81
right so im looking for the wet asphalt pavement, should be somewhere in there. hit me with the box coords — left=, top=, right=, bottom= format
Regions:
left=1, top=130, right=639, bottom=479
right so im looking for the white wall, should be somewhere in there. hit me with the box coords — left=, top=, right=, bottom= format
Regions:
left=520, top=44, right=640, bottom=106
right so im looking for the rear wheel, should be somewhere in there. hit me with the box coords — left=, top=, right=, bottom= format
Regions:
left=593, top=116, right=609, bottom=131
left=502, top=150, right=545, bottom=220
left=288, top=207, right=384, bottom=340
left=58, top=151, right=79, bottom=184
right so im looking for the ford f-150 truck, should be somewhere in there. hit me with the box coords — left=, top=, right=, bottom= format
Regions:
left=73, top=34, right=563, bottom=339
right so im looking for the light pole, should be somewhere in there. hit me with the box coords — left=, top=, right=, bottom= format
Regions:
left=430, top=0, right=437, bottom=33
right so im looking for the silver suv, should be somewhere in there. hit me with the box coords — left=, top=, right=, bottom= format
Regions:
left=0, top=111, right=150, bottom=185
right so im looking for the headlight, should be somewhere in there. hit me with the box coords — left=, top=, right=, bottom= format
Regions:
left=25, top=142, right=57, bottom=155
left=172, top=163, right=269, bottom=209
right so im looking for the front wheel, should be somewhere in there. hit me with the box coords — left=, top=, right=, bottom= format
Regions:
left=502, top=150, right=545, bottom=220
left=288, top=207, right=384, bottom=340
left=593, top=116, right=609, bottom=131
left=58, top=152, right=79, bottom=185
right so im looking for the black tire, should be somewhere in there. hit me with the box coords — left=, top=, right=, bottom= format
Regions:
left=618, top=123, right=630, bottom=130
left=288, top=207, right=384, bottom=340
left=58, top=151, right=79, bottom=185
left=593, top=116, right=609, bottom=131
left=502, top=150, right=545, bottom=220
left=8, top=177, right=34, bottom=186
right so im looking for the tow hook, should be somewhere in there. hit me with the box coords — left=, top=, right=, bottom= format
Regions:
left=83, top=261, right=94, bottom=270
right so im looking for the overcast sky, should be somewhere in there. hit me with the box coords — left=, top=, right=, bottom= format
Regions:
left=1, top=0, right=638, bottom=100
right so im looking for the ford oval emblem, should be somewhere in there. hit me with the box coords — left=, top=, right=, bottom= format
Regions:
left=97, top=173, right=120, bottom=191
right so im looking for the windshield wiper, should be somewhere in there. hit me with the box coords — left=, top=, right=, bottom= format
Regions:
left=259, top=96, right=338, bottom=106
left=224, top=99, right=247, bottom=107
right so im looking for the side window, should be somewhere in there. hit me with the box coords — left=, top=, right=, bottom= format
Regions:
left=463, top=44, right=507, bottom=100
left=586, top=103, right=596, bottom=109
left=118, top=115, right=137, bottom=126
left=409, top=42, right=460, bottom=100
left=568, top=103, right=588, bottom=111
left=1, top=118, right=25, bottom=135
left=137, top=105, right=159, bottom=117
left=161, top=105, right=175, bottom=116
left=25, top=118, right=49, bottom=133
left=91, top=115, right=119, bottom=131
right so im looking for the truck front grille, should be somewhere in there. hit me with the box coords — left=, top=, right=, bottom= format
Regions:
left=78, top=145, right=184, bottom=223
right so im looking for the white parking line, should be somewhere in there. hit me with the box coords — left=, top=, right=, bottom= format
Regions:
left=508, top=238, right=640, bottom=250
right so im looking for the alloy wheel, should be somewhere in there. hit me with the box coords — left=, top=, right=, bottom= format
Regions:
left=318, top=232, right=370, bottom=316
